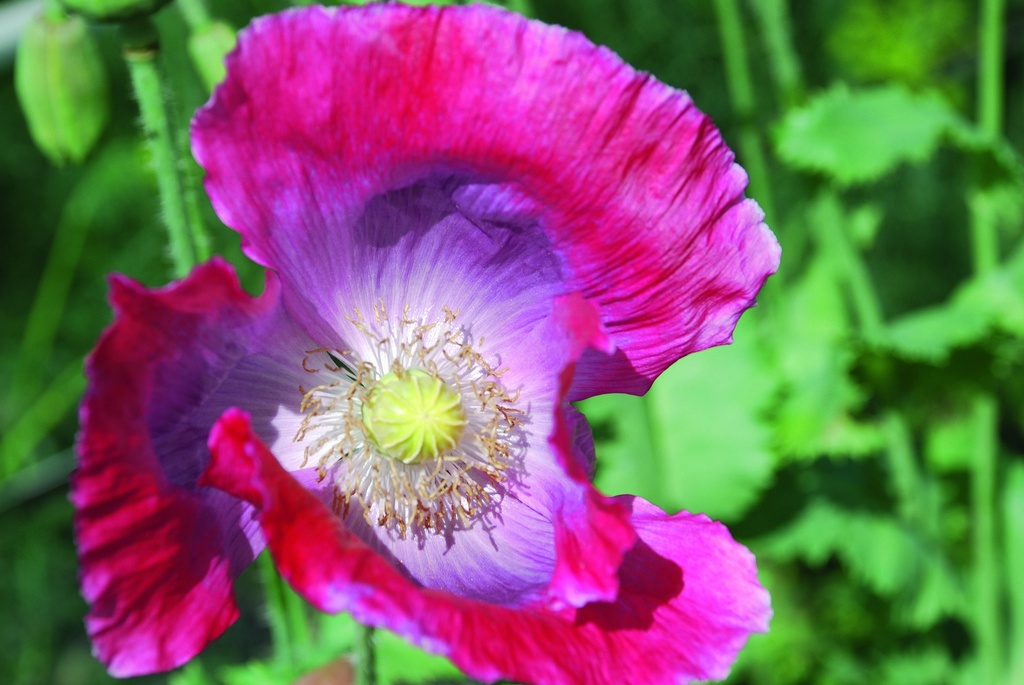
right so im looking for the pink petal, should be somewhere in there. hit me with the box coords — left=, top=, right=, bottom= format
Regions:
left=204, top=409, right=769, bottom=684
left=73, top=259, right=294, bottom=675
left=192, top=4, right=779, bottom=397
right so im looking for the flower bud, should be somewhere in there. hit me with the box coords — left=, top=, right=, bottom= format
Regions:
left=60, top=0, right=172, bottom=22
left=15, top=12, right=110, bottom=166
left=188, top=21, right=236, bottom=92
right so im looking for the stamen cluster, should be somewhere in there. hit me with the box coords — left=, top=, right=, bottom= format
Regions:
left=295, top=303, right=524, bottom=538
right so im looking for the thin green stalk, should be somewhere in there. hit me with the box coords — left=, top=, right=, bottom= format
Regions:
left=183, top=158, right=211, bottom=262
left=0, top=449, right=74, bottom=515
left=979, top=0, right=1006, bottom=137
left=971, top=0, right=1006, bottom=274
left=970, top=192, right=999, bottom=276
left=259, top=551, right=297, bottom=665
left=971, top=395, right=1003, bottom=684
left=882, top=413, right=924, bottom=526
left=355, top=624, right=377, bottom=685
left=123, top=26, right=204, bottom=276
left=744, top=0, right=803, bottom=108
left=283, top=573, right=312, bottom=654
left=0, top=361, right=84, bottom=480
left=6, top=174, right=95, bottom=411
left=259, top=550, right=314, bottom=668
left=817, top=196, right=885, bottom=340
left=710, top=0, right=776, bottom=223
left=969, top=4, right=1006, bottom=680
left=1005, top=464, right=1024, bottom=684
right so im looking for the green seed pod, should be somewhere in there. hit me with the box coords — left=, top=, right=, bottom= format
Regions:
left=188, top=21, right=236, bottom=92
left=60, top=0, right=172, bottom=23
left=15, top=12, right=110, bottom=166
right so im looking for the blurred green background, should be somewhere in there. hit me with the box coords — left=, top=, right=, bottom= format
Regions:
left=2, top=0, right=1023, bottom=683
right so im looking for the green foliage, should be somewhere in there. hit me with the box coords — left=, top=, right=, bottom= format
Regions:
left=876, top=243, right=1024, bottom=362
left=774, top=84, right=960, bottom=185
left=768, top=255, right=883, bottom=459
left=584, top=319, right=776, bottom=521
left=827, top=0, right=970, bottom=87
left=759, top=499, right=964, bottom=620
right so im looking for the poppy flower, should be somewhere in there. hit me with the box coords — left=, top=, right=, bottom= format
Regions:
left=73, top=4, right=779, bottom=683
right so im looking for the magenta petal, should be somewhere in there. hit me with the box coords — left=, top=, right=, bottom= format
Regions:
left=543, top=294, right=634, bottom=608
left=72, top=259, right=297, bottom=675
left=573, top=497, right=772, bottom=682
left=204, top=409, right=769, bottom=685
left=192, top=3, right=780, bottom=396
left=72, top=478, right=237, bottom=677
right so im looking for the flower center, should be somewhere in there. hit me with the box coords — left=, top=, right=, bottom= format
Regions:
left=294, top=303, right=524, bottom=539
left=360, top=369, right=467, bottom=465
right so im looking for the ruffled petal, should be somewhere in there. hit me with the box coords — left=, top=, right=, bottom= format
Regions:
left=73, top=259, right=313, bottom=675
left=204, top=409, right=769, bottom=685
left=192, top=3, right=780, bottom=397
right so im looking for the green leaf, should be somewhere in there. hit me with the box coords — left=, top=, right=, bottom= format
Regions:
left=759, top=500, right=964, bottom=619
left=876, top=300, right=991, bottom=363
left=945, top=118, right=1024, bottom=192
left=876, top=243, right=1024, bottom=363
left=878, top=648, right=956, bottom=685
left=774, top=84, right=959, bottom=185
left=581, top=393, right=660, bottom=504
left=771, top=259, right=884, bottom=458
left=644, top=318, right=777, bottom=520
left=585, top=317, right=777, bottom=521
left=961, top=244, right=1024, bottom=337
left=896, top=552, right=966, bottom=628
left=758, top=501, right=915, bottom=594
left=376, top=628, right=461, bottom=685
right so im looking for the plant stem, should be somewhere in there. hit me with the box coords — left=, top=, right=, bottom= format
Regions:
left=283, top=572, right=312, bottom=655
left=0, top=449, right=74, bottom=515
left=882, top=413, right=924, bottom=525
left=816, top=195, right=885, bottom=340
left=744, top=0, right=802, bottom=108
left=259, top=551, right=296, bottom=665
left=979, top=0, right=1005, bottom=137
left=971, top=394, right=1003, bottom=684
left=123, top=24, right=204, bottom=276
left=711, top=0, right=776, bottom=224
left=0, top=360, right=84, bottom=479
left=355, top=624, right=377, bottom=685
left=259, top=550, right=314, bottom=667
left=1005, top=464, right=1024, bottom=684
left=969, top=4, right=1006, bottom=679
left=6, top=163, right=98, bottom=411
left=971, top=0, right=1006, bottom=275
